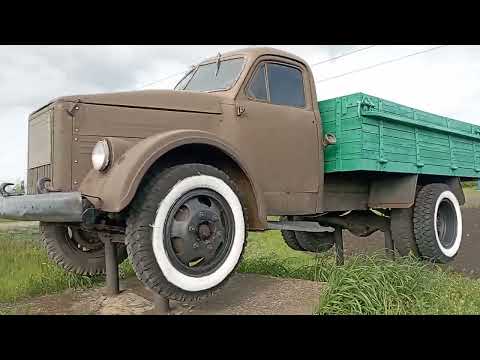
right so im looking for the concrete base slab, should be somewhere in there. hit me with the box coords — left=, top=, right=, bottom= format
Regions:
left=7, top=273, right=325, bottom=315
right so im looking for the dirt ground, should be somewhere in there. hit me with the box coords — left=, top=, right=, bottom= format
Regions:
left=3, top=274, right=324, bottom=315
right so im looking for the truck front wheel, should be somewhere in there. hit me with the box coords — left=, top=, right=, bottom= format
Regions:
left=413, top=183, right=463, bottom=263
left=125, top=164, right=247, bottom=302
left=40, top=223, right=128, bottom=275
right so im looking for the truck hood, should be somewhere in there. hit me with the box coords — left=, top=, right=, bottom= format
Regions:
left=53, top=89, right=224, bottom=115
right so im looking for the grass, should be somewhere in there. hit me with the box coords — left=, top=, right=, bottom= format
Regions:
left=2, top=227, right=480, bottom=314
left=239, top=231, right=480, bottom=315
left=0, top=229, right=134, bottom=304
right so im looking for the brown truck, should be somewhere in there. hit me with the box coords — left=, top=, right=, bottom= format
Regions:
left=0, top=47, right=470, bottom=301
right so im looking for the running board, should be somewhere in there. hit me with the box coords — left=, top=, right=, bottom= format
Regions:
left=267, top=220, right=335, bottom=233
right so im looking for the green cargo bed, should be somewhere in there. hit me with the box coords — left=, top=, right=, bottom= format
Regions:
left=319, top=93, right=480, bottom=178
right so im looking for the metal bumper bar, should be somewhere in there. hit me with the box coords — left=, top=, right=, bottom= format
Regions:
left=0, top=192, right=84, bottom=222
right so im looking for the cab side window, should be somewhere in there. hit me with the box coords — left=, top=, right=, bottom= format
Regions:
left=246, top=62, right=306, bottom=108
left=246, top=64, right=268, bottom=101
left=267, top=63, right=305, bottom=108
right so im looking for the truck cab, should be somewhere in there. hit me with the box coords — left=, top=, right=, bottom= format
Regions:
left=0, top=47, right=469, bottom=302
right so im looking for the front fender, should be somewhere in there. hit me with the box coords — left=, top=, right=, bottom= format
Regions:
left=79, top=130, right=265, bottom=220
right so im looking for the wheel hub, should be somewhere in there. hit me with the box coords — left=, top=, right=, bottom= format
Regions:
left=198, top=223, right=212, bottom=240
left=163, top=189, right=234, bottom=276
left=67, top=226, right=103, bottom=252
left=436, top=198, right=457, bottom=250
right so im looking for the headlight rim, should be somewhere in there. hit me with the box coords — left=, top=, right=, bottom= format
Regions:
left=91, top=139, right=111, bottom=172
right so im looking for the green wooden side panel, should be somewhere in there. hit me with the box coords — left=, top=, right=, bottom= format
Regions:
left=319, top=93, right=480, bottom=178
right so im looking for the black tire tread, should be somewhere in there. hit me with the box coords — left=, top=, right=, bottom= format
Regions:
left=295, top=231, right=334, bottom=253
left=125, top=164, right=248, bottom=303
left=413, top=183, right=459, bottom=263
left=279, top=216, right=334, bottom=253
left=279, top=217, right=303, bottom=251
left=40, top=222, right=127, bottom=276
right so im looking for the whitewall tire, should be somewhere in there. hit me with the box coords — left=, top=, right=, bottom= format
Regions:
left=151, top=174, right=245, bottom=292
left=413, top=183, right=463, bottom=263
left=126, top=163, right=247, bottom=302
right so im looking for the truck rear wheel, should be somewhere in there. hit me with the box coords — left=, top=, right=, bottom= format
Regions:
left=280, top=217, right=334, bottom=253
left=40, top=223, right=128, bottom=276
left=125, top=164, right=247, bottom=302
left=279, top=217, right=303, bottom=251
left=413, top=183, right=463, bottom=263
left=295, top=231, right=334, bottom=253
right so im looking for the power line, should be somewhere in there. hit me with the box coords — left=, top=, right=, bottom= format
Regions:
left=310, top=45, right=376, bottom=68
left=136, top=54, right=209, bottom=90
left=315, top=45, right=448, bottom=84
left=137, top=45, right=376, bottom=91
left=136, top=70, right=187, bottom=90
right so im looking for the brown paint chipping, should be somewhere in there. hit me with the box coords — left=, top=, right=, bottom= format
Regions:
left=25, top=47, right=462, bottom=230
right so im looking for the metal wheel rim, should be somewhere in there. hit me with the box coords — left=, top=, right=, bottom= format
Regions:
left=163, top=188, right=235, bottom=277
left=64, top=226, right=103, bottom=253
left=436, top=198, right=457, bottom=250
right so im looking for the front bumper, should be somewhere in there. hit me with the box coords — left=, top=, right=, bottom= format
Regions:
left=0, top=192, right=85, bottom=222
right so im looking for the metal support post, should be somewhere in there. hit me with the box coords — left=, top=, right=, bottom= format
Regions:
left=384, top=227, right=395, bottom=260
left=104, top=237, right=120, bottom=296
left=334, top=227, right=344, bottom=266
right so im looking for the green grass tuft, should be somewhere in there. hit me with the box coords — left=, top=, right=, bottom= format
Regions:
left=0, top=229, right=135, bottom=304
left=316, top=254, right=434, bottom=314
left=240, top=231, right=480, bottom=315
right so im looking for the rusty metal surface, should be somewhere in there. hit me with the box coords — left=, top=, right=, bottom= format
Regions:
left=267, top=220, right=334, bottom=233
left=368, top=174, right=418, bottom=208
left=323, top=172, right=370, bottom=211
left=318, top=210, right=389, bottom=237
left=28, top=109, right=52, bottom=169
left=27, top=165, right=52, bottom=195
left=0, top=192, right=84, bottom=222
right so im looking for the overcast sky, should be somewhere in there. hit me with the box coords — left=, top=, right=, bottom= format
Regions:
left=1, top=45, right=479, bottom=183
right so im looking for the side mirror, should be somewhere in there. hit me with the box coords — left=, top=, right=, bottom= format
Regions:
left=323, top=133, right=337, bottom=148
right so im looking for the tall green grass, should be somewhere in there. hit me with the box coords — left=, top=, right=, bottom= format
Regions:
left=316, top=254, right=435, bottom=314
left=239, top=231, right=480, bottom=315
left=0, top=229, right=133, bottom=304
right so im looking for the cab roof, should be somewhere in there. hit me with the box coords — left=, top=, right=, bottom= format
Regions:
left=199, top=47, right=308, bottom=67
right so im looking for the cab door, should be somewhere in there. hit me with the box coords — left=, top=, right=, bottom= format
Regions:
left=234, top=58, right=320, bottom=215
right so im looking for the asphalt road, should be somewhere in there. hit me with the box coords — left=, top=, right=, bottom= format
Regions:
left=342, top=207, right=480, bottom=278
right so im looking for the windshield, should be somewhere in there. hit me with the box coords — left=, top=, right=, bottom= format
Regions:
left=175, top=57, right=245, bottom=92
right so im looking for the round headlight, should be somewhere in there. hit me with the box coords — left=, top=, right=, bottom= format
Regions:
left=91, top=139, right=110, bottom=171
